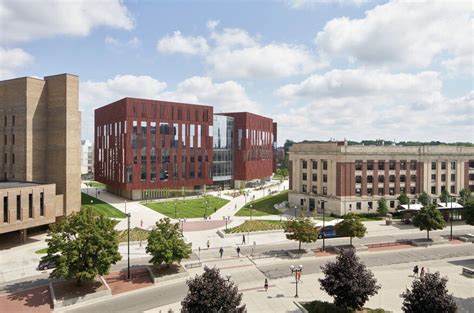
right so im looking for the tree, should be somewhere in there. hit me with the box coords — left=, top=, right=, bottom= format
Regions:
left=43, top=207, right=121, bottom=286
left=146, top=218, right=191, bottom=267
left=397, top=193, right=409, bottom=207
left=464, top=198, right=474, bottom=226
left=401, top=272, right=456, bottom=313
left=281, top=168, right=289, bottom=179
left=335, top=213, right=367, bottom=246
left=319, top=249, right=380, bottom=310
left=284, top=217, right=318, bottom=251
left=181, top=266, right=246, bottom=313
left=418, top=191, right=430, bottom=206
left=412, top=205, right=445, bottom=240
left=459, top=188, right=472, bottom=204
left=377, top=198, right=388, bottom=216
left=439, top=190, right=450, bottom=203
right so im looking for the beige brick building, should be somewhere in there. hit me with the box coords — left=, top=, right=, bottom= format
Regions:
left=0, top=74, right=81, bottom=240
left=289, top=142, right=474, bottom=216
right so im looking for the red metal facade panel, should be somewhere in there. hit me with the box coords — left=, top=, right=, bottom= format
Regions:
left=95, top=98, right=213, bottom=191
left=222, top=112, right=275, bottom=181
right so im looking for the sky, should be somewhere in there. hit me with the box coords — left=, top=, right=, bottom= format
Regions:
left=0, top=0, right=472, bottom=145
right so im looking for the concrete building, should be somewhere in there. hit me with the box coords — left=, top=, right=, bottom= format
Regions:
left=289, top=142, right=474, bottom=216
left=81, top=140, right=93, bottom=175
left=0, top=74, right=81, bottom=240
left=94, top=98, right=277, bottom=200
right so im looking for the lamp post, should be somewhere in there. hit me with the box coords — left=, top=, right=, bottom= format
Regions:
left=174, top=201, right=177, bottom=219
left=179, top=218, right=186, bottom=234
left=145, top=192, right=148, bottom=205
left=447, top=195, right=454, bottom=241
left=124, top=200, right=127, bottom=214
left=205, top=200, right=208, bottom=218
left=294, top=205, right=298, bottom=218
left=319, top=200, right=327, bottom=252
left=249, top=204, right=253, bottom=221
left=289, top=264, right=303, bottom=298
left=225, top=274, right=232, bottom=283
left=86, top=182, right=89, bottom=195
left=90, top=199, right=93, bottom=208
left=223, top=216, right=230, bottom=230
left=126, top=213, right=131, bottom=280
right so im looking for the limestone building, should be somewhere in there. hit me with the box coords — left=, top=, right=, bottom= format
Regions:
left=0, top=74, right=81, bottom=240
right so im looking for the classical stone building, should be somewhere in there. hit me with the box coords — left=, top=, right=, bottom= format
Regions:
left=289, top=142, right=474, bottom=216
left=0, top=74, right=81, bottom=240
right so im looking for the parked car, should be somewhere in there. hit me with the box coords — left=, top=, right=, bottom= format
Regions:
left=37, top=255, right=59, bottom=270
left=318, top=225, right=338, bottom=239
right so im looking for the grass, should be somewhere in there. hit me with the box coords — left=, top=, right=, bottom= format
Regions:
left=144, top=196, right=230, bottom=218
left=85, top=181, right=106, bottom=188
left=81, top=192, right=126, bottom=218
left=224, top=220, right=285, bottom=234
left=35, top=248, right=48, bottom=254
left=117, top=227, right=150, bottom=242
left=302, top=300, right=388, bottom=313
left=236, top=191, right=288, bottom=216
left=272, top=174, right=286, bottom=181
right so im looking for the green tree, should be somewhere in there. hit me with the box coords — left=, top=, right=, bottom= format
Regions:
left=281, top=168, right=289, bottom=179
left=181, top=266, right=245, bottom=312
left=397, top=193, right=409, bottom=207
left=336, top=213, right=367, bottom=246
left=418, top=191, right=430, bottom=206
left=401, top=272, right=456, bottom=313
left=459, top=188, right=472, bottom=204
left=146, top=218, right=191, bottom=267
left=377, top=198, right=388, bottom=216
left=284, top=217, right=318, bottom=251
left=439, top=190, right=450, bottom=203
left=43, top=207, right=121, bottom=286
left=412, top=205, right=445, bottom=240
left=319, top=249, right=380, bottom=310
left=464, top=198, right=474, bottom=226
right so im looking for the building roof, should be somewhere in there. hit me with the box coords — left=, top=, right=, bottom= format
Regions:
left=437, top=202, right=464, bottom=209
left=399, top=202, right=464, bottom=211
left=0, top=181, right=50, bottom=189
left=399, top=204, right=424, bottom=211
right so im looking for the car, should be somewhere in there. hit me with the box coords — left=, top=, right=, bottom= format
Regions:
left=37, top=255, right=59, bottom=271
left=318, top=225, right=337, bottom=239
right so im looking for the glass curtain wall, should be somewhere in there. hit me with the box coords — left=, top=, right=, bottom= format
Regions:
left=212, top=115, right=234, bottom=185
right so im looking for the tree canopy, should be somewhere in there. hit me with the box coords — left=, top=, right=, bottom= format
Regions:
left=377, top=198, right=388, bottom=216
left=336, top=213, right=367, bottom=245
left=397, top=193, right=409, bottom=207
left=459, top=188, right=472, bottom=204
left=319, top=249, right=380, bottom=310
left=146, top=218, right=191, bottom=267
left=401, top=272, right=456, bottom=313
left=412, top=205, right=445, bottom=240
left=439, top=190, right=450, bottom=203
left=418, top=192, right=430, bottom=206
left=284, top=217, right=318, bottom=251
left=181, top=266, right=246, bottom=313
left=464, top=198, right=474, bottom=226
left=43, top=207, right=121, bottom=285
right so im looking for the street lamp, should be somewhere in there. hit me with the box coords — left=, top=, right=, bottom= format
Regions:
left=319, top=200, right=327, bottom=252
left=90, top=199, right=93, bottom=208
left=447, top=195, right=454, bottom=241
left=225, top=274, right=232, bottom=283
left=223, top=216, right=230, bottom=230
left=174, top=201, right=178, bottom=219
left=205, top=200, right=208, bottom=218
left=145, top=192, right=148, bottom=205
left=179, top=218, right=187, bottom=234
left=124, top=200, right=127, bottom=214
left=126, top=213, right=131, bottom=280
left=294, top=205, right=298, bottom=218
left=250, top=204, right=253, bottom=221
left=289, top=264, right=303, bottom=298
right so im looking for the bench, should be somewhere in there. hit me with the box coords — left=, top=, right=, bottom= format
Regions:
left=462, top=268, right=474, bottom=278
left=184, top=262, right=202, bottom=269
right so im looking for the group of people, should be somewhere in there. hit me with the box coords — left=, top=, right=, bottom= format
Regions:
left=412, top=265, right=428, bottom=279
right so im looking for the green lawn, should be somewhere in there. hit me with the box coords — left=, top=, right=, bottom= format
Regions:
left=144, top=196, right=230, bottom=218
left=272, top=174, right=286, bottom=181
left=314, top=216, right=337, bottom=222
left=81, top=192, right=126, bottom=218
left=117, top=227, right=150, bottom=242
left=224, top=220, right=284, bottom=234
left=85, top=181, right=106, bottom=188
left=35, top=248, right=48, bottom=254
left=236, top=191, right=288, bottom=216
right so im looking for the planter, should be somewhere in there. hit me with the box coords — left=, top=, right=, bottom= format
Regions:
left=410, top=238, right=449, bottom=247
left=333, top=244, right=368, bottom=254
left=287, top=249, right=313, bottom=259
left=49, top=276, right=111, bottom=309
left=147, top=263, right=189, bottom=284
left=217, top=228, right=284, bottom=238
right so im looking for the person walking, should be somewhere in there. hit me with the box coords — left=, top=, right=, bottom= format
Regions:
left=234, top=204, right=237, bottom=210
left=420, top=267, right=425, bottom=279
left=297, top=271, right=302, bottom=283
left=236, top=246, right=241, bottom=258
left=264, top=278, right=269, bottom=292
left=242, top=234, right=246, bottom=245
left=140, top=219, right=143, bottom=228
left=219, top=247, right=224, bottom=259
left=413, top=265, right=419, bottom=278
left=207, top=240, right=210, bottom=250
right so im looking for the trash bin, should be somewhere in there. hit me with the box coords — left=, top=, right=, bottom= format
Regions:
left=385, top=213, right=392, bottom=225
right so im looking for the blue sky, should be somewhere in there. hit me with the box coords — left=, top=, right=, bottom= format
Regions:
left=0, top=0, right=472, bottom=144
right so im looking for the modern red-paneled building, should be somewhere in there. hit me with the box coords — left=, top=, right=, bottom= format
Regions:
left=95, top=98, right=277, bottom=199
left=220, top=112, right=276, bottom=188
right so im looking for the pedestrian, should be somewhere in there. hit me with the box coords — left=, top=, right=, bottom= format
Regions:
left=236, top=246, right=241, bottom=257
left=139, top=240, right=142, bottom=248
left=413, top=265, right=419, bottom=278
left=264, top=278, right=269, bottom=292
left=140, top=219, right=143, bottom=228
left=297, top=271, right=302, bottom=283
left=242, top=234, right=246, bottom=245
left=420, top=267, right=425, bottom=279
left=235, top=204, right=237, bottom=210
left=98, top=190, right=101, bottom=196
left=214, top=207, right=217, bottom=213
left=219, top=247, right=224, bottom=258
left=207, top=240, right=210, bottom=250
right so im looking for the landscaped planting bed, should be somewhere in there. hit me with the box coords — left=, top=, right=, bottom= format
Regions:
left=236, top=191, right=288, bottom=216
left=144, top=196, right=229, bottom=218
left=224, top=220, right=284, bottom=234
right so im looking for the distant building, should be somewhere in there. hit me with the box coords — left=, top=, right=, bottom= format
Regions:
left=81, top=140, right=93, bottom=175
left=0, top=74, right=81, bottom=241
left=94, top=98, right=277, bottom=200
left=289, top=142, right=474, bottom=216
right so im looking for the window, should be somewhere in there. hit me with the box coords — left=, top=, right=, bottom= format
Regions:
left=3, top=134, right=6, bottom=145
left=378, top=175, right=384, bottom=183
left=12, top=115, right=15, bottom=126
left=302, top=184, right=307, bottom=193
left=12, top=134, right=14, bottom=145
left=3, top=196, right=8, bottom=223
left=302, top=160, right=307, bottom=169
left=378, top=188, right=385, bottom=196
left=312, top=186, right=317, bottom=194
left=367, top=175, right=373, bottom=183
left=411, top=175, right=416, bottom=182
left=410, top=161, right=416, bottom=170
left=451, top=162, right=456, bottom=170
left=441, top=162, right=446, bottom=170
left=300, top=199, right=304, bottom=205
left=312, top=161, right=317, bottom=169
left=389, top=188, right=395, bottom=195
left=431, top=162, right=436, bottom=170
left=431, top=186, right=436, bottom=194
left=4, top=153, right=6, bottom=164
left=389, top=161, right=395, bottom=170
left=469, top=160, right=474, bottom=169
left=323, top=187, right=327, bottom=195
left=389, top=175, right=395, bottom=182
left=322, top=161, right=327, bottom=170
left=16, top=195, right=21, bottom=221
left=28, top=194, right=33, bottom=218
left=368, top=201, right=373, bottom=210
left=378, top=161, right=385, bottom=170
left=450, top=186, right=456, bottom=194
left=312, top=174, right=317, bottom=182
left=410, top=187, right=416, bottom=194
left=441, top=174, right=446, bottom=182
left=355, top=160, right=362, bottom=171
left=441, top=185, right=446, bottom=192
left=302, top=173, right=307, bottom=181
left=400, top=175, right=406, bottom=183
left=400, top=187, right=406, bottom=194
left=323, top=174, right=327, bottom=183
left=367, top=188, right=373, bottom=196
left=12, top=153, right=14, bottom=164
left=390, top=201, right=395, bottom=208
left=431, top=174, right=436, bottom=181
left=450, top=174, right=455, bottom=181
left=400, top=161, right=406, bottom=170
left=40, top=192, right=44, bottom=216
left=356, top=202, right=362, bottom=210
left=367, top=161, right=373, bottom=170
left=356, top=176, right=362, bottom=183
left=355, top=188, right=361, bottom=196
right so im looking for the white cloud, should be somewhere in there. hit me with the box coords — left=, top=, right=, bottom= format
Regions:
left=0, top=0, right=134, bottom=43
left=105, top=36, right=141, bottom=48
left=0, top=47, right=34, bottom=79
left=206, top=20, right=220, bottom=30
left=210, top=28, right=258, bottom=50
left=157, top=31, right=209, bottom=55
left=288, top=0, right=367, bottom=9
left=274, top=68, right=473, bottom=143
left=315, top=0, right=473, bottom=71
